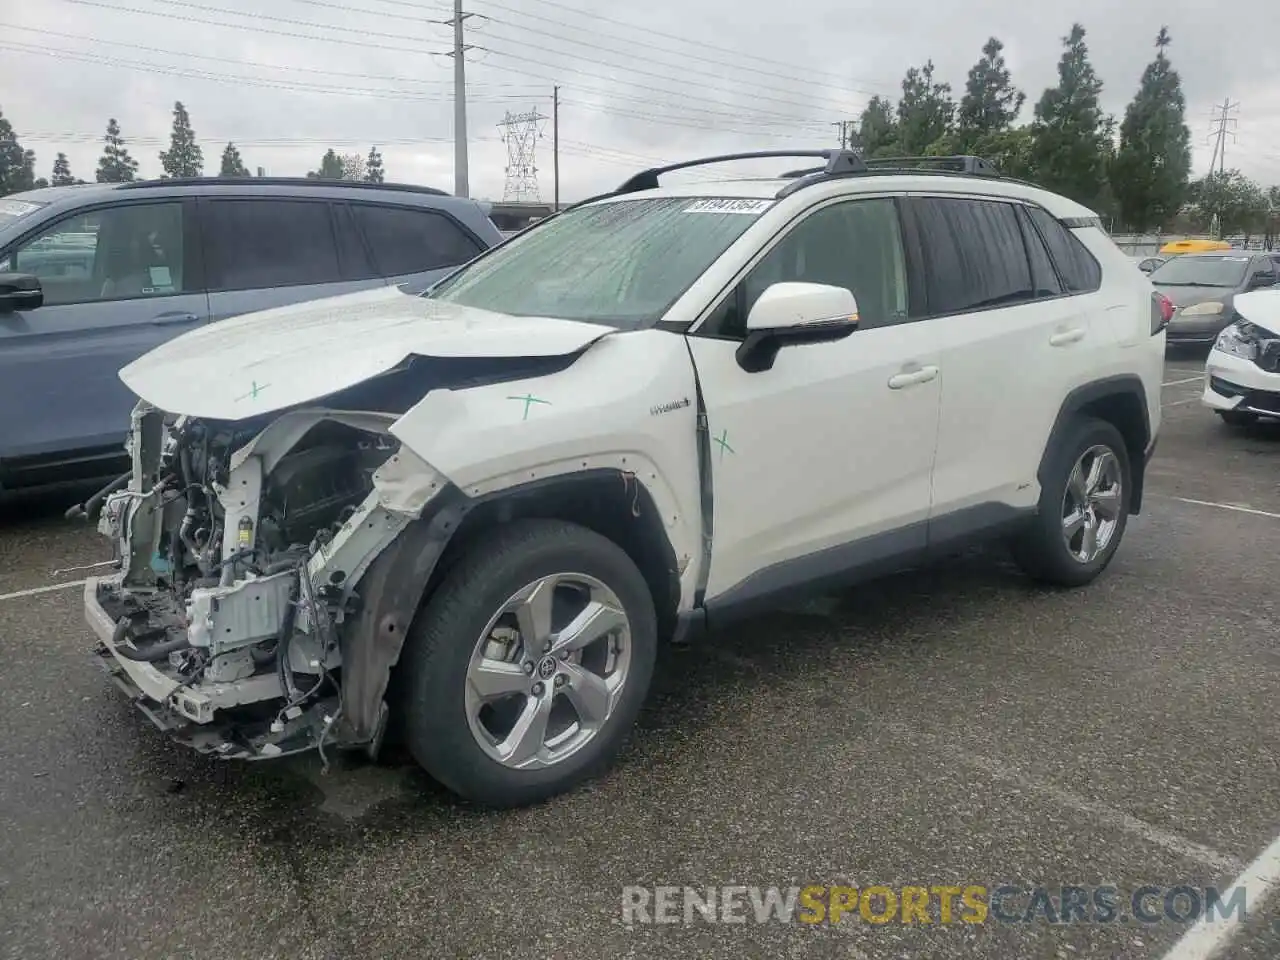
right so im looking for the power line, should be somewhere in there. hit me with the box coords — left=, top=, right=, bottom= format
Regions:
left=471, top=0, right=892, bottom=103
left=5, top=24, right=536, bottom=89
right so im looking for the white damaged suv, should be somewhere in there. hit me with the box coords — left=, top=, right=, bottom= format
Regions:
left=81, top=150, right=1165, bottom=807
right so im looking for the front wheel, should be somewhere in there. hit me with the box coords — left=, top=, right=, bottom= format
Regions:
left=1012, top=417, right=1131, bottom=587
left=399, top=518, right=657, bottom=808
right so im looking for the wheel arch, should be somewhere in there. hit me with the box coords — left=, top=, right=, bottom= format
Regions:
left=336, top=469, right=681, bottom=752
left=1038, top=375, right=1152, bottom=514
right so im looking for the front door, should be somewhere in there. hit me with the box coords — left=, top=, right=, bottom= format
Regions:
left=0, top=198, right=209, bottom=473
left=684, top=196, right=943, bottom=608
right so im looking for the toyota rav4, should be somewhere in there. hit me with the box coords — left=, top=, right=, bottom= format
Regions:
left=74, top=150, right=1166, bottom=808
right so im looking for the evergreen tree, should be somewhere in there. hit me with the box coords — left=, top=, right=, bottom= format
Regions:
left=306, top=149, right=345, bottom=180
left=159, top=101, right=203, bottom=178
left=956, top=38, right=1025, bottom=151
left=339, top=152, right=366, bottom=182
left=219, top=141, right=250, bottom=177
left=51, top=152, right=77, bottom=186
left=33, top=177, right=49, bottom=189
left=96, top=118, right=139, bottom=183
left=1109, top=28, right=1193, bottom=232
left=853, top=96, right=899, bottom=158
left=0, top=108, right=37, bottom=197
left=365, top=146, right=385, bottom=183
left=1028, top=24, right=1111, bottom=208
left=896, top=61, right=955, bottom=155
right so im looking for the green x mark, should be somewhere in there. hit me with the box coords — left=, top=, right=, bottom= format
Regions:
left=235, top=380, right=270, bottom=403
left=714, top=428, right=735, bottom=460
left=508, top=393, right=552, bottom=420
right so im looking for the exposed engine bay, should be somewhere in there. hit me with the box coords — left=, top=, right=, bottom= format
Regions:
left=89, top=403, right=441, bottom=760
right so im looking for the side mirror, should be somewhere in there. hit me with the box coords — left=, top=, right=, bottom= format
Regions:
left=1248, top=272, right=1277, bottom=290
left=1138, top=260, right=1157, bottom=274
left=0, top=273, right=43, bottom=314
left=736, top=282, right=859, bottom=373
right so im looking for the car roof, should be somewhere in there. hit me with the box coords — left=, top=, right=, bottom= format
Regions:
left=585, top=172, right=1099, bottom=221
left=6, top=177, right=476, bottom=217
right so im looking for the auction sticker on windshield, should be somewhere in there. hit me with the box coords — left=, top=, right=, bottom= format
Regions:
left=0, top=199, right=42, bottom=220
left=683, top=198, right=775, bottom=215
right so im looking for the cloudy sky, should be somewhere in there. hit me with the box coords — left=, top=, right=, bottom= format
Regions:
left=5, top=0, right=1280, bottom=203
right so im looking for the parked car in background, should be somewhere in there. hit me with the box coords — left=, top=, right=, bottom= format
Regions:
left=1159, top=238, right=1233, bottom=256
left=1202, top=289, right=1280, bottom=425
left=0, top=179, right=501, bottom=497
left=1148, top=250, right=1280, bottom=346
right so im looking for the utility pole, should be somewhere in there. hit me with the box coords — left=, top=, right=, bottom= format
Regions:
left=447, top=0, right=472, bottom=197
left=1208, top=99, right=1239, bottom=177
left=831, top=121, right=851, bottom=149
left=553, top=85, right=560, bottom=211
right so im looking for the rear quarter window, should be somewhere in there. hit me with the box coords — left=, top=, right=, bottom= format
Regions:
left=351, top=204, right=482, bottom=277
left=1025, top=207, right=1102, bottom=294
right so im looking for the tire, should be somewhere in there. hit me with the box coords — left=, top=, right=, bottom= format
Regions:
left=398, top=518, right=657, bottom=808
left=1217, top=409, right=1258, bottom=427
left=1012, top=416, right=1132, bottom=588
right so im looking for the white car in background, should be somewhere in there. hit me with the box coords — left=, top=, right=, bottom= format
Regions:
left=1202, top=289, right=1280, bottom=425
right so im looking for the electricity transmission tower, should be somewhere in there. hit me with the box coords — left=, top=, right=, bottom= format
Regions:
left=498, top=108, right=547, bottom=202
left=1207, top=99, right=1239, bottom=176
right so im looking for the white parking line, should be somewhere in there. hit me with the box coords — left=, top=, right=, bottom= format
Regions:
left=1159, top=831, right=1280, bottom=960
left=1162, top=496, right=1280, bottom=520
left=1163, top=376, right=1203, bottom=387
left=0, top=579, right=87, bottom=603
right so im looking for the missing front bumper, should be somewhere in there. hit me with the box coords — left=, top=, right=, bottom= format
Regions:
left=85, top=576, right=334, bottom=760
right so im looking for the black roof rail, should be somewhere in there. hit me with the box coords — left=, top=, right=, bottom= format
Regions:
left=612, top=150, right=866, bottom=196
left=775, top=153, right=1002, bottom=198
left=862, top=155, right=1000, bottom=176
left=115, top=176, right=451, bottom=196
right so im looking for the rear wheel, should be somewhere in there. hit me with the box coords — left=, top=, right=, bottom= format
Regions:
left=1217, top=409, right=1259, bottom=427
left=1012, top=417, right=1131, bottom=587
left=399, top=519, right=657, bottom=808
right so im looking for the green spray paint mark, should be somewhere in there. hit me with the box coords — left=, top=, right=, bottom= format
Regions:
left=714, top=428, right=735, bottom=460
left=235, top=380, right=270, bottom=403
left=508, top=393, right=551, bottom=420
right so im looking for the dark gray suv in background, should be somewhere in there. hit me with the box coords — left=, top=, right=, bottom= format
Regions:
left=0, top=178, right=502, bottom=496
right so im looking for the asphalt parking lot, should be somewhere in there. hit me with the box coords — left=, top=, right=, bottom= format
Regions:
left=1, top=353, right=1277, bottom=960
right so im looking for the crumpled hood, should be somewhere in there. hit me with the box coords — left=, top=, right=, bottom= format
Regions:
left=1233, top=288, right=1280, bottom=334
left=119, top=285, right=614, bottom=420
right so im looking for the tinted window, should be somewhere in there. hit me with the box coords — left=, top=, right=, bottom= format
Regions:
left=331, top=203, right=377, bottom=281
left=352, top=204, right=482, bottom=277
left=0, top=202, right=185, bottom=306
left=1025, top=206, right=1102, bottom=293
left=202, top=199, right=339, bottom=290
left=706, top=198, right=908, bottom=338
left=1017, top=206, right=1064, bottom=298
left=910, top=198, right=1034, bottom=315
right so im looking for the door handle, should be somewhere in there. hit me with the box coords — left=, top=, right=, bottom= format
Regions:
left=1049, top=327, right=1086, bottom=346
left=150, top=311, right=199, bottom=326
left=887, top=365, right=939, bottom=389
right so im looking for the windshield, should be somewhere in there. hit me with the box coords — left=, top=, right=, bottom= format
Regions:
left=427, top=196, right=774, bottom=327
left=1150, top=255, right=1251, bottom=288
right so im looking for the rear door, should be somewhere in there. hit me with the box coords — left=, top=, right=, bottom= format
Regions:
left=347, top=201, right=487, bottom=295
left=904, top=195, right=1108, bottom=531
left=0, top=197, right=210, bottom=467
left=201, top=197, right=382, bottom=323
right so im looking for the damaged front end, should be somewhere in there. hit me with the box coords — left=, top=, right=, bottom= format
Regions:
left=85, top=401, right=457, bottom=761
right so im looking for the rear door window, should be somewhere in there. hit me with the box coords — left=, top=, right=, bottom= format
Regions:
left=907, top=197, right=1035, bottom=315
left=201, top=199, right=340, bottom=290
left=1024, top=206, right=1102, bottom=294
left=350, top=204, right=482, bottom=277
